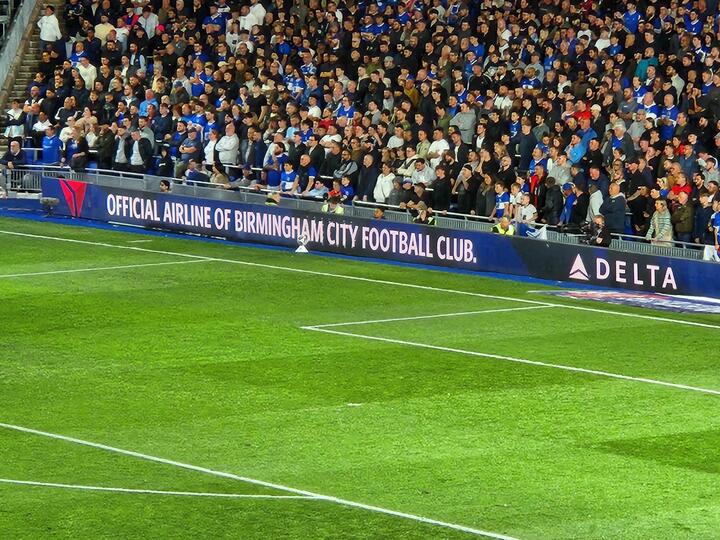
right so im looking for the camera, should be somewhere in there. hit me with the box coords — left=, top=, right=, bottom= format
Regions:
left=579, top=221, right=598, bottom=245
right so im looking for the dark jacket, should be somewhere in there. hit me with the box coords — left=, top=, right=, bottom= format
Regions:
left=599, top=194, right=627, bottom=233
left=694, top=204, right=714, bottom=243
left=356, top=165, right=379, bottom=201
left=430, top=177, right=452, bottom=211
left=671, top=203, right=694, bottom=234
left=0, top=148, right=27, bottom=167
left=542, top=184, right=563, bottom=225
left=475, top=184, right=496, bottom=217
left=124, top=136, right=153, bottom=168
left=570, top=191, right=590, bottom=225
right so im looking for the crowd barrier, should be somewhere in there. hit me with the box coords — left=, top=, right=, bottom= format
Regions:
left=39, top=176, right=720, bottom=297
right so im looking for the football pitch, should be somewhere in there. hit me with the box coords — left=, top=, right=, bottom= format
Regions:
left=2, top=215, right=720, bottom=539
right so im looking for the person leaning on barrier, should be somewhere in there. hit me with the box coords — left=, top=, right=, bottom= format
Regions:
left=412, top=202, right=436, bottom=226
left=322, top=196, right=345, bottom=215
left=492, top=216, right=515, bottom=235
left=0, top=141, right=28, bottom=170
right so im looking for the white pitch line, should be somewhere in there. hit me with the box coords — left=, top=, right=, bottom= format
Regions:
left=127, top=240, right=153, bottom=243
left=304, top=327, right=720, bottom=397
left=0, top=259, right=207, bottom=279
left=0, top=479, right=313, bottom=499
left=0, top=423, right=517, bottom=540
left=1, top=228, right=719, bottom=330
left=308, top=306, right=554, bottom=329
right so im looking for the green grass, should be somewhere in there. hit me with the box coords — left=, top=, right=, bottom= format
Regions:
left=1, top=215, right=719, bottom=539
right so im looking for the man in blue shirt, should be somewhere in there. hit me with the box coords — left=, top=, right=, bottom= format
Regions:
left=659, top=94, right=679, bottom=141
left=41, top=126, right=63, bottom=164
left=623, top=3, right=641, bottom=34
left=202, top=5, right=226, bottom=36
left=684, top=10, right=703, bottom=34
left=491, top=181, right=511, bottom=219
left=138, top=89, right=158, bottom=117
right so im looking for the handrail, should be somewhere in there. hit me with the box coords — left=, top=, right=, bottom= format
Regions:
left=2, top=163, right=712, bottom=260
left=0, top=0, right=40, bottom=112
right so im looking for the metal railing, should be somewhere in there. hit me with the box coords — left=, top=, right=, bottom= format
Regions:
left=0, top=0, right=37, bottom=104
left=1, top=163, right=713, bottom=263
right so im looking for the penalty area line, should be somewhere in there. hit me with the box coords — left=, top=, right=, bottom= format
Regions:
left=303, top=327, right=720, bottom=397
left=0, top=479, right=314, bottom=499
left=0, top=422, right=517, bottom=540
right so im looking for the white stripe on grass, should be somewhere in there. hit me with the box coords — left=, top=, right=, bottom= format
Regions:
left=302, top=326, right=720, bottom=397
left=0, top=259, right=207, bottom=279
left=1, top=228, right=718, bottom=330
left=307, top=305, right=555, bottom=328
left=0, top=423, right=518, bottom=540
left=0, top=478, right=314, bottom=499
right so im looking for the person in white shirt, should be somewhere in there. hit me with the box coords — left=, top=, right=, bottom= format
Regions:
left=95, top=15, right=115, bottom=44
left=586, top=184, right=604, bottom=221
left=411, top=158, right=436, bottom=185
left=427, top=127, right=450, bottom=169
left=203, top=128, right=219, bottom=169
left=215, top=123, right=240, bottom=165
left=77, top=57, right=97, bottom=90
left=373, top=162, right=396, bottom=203
left=319, top=125, right=342, bottom=151
left=138, top=7, right=159, bottom=39
left=114, top=18, right=130, bottom=51
left=387, top=125, right=405, bottom=149
left=519, top=193, right=538, bottom=222
left=37, top=6, right=62, bottom=49
left=249, top=0, right=266, bottom=26
left=238, top=5, right=259, bottom=31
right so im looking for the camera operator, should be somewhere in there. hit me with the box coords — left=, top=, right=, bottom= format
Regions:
left=580, top=214, right=612, bottom=247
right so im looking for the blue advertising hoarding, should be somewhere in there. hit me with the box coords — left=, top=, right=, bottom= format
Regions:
left=41, top=177, right=720, bottom=298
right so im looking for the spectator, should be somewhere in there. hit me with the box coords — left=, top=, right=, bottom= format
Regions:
left=599, top=182, right=627, bottom=235
left=671, top=192, right=694, bottom=245
left=373, top=162, right=395, bottom=204
left=586, top=184, right=604, bottom=222
left=125, top=128, right=152, bottom=173
left=37, top=6, right=62, bottom=51
left=356, top=155, right=378, bottom=203
left=541, top=177, right=563, bottom=226
left=694, top=193, right=715, bottom=245
left=646, top=199, right=674, bottom=247
left=63, top=128, right=89, bottom=171
left=41, top=126, right=63, bottom=165
left=0, top=140, right=27, bottom=169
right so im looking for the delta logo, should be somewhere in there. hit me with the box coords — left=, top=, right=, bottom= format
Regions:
left=568, top=254, right=677, bottom=290
left=58, top=179, right=88, bottom=217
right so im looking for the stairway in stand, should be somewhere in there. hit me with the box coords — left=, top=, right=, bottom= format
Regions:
left=0, top=0, right=67, bottom=153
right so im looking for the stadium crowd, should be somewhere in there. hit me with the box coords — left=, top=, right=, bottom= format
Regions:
left=3, top=0, right=720, bottom=249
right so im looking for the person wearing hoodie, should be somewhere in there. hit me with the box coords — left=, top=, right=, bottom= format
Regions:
left=373, top=162, right=396, bottom=203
